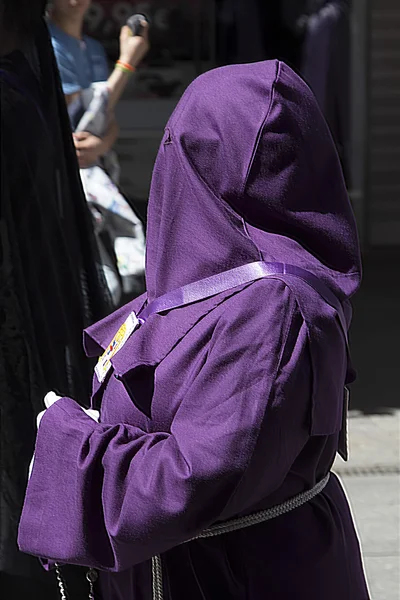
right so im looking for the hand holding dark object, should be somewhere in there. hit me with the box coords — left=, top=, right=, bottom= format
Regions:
left=106, top=16, right=150, bottom=112
left=119, top=15, right=150, bottom=68
left=126, top=14, right=150, bottom=37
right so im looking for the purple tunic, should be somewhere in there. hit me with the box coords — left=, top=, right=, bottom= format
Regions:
left=18, top=60, right=369, bottom=599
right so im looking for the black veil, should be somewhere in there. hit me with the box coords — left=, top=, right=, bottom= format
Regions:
left=0, top=16, right=111, bottom=588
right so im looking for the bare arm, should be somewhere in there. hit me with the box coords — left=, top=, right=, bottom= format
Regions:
left=70, top=24, right=149, bottom=168
left=106, top=64, right=134, bottom=112
left=107, top=23, right=150, bottom=111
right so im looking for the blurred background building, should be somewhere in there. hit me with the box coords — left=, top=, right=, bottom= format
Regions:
left=84, top=0, right=400, bottom=251
left=364, top=0, right=400, bottom=246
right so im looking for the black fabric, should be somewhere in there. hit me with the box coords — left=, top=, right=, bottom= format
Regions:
left=215, top=0, right=306, bottom=70
left=0, top=20, right=111, bottom=580
left=300, top=1, right=351, bottom=183
left=257, top=0, right=305, bottom=69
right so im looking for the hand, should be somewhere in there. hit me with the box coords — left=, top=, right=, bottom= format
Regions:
left=119, top=21, right=150, bottom=67
left=29, top=393, right=100, bottom=479
left=29, top=392, right=61, bottom=479
left=37, top=392, right=100, bottom=428
left=36, top=391, right=61, bottom=429
left=73, top=131, right=105, bottom=169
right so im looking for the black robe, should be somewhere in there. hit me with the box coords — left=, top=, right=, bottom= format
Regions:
left=0, top=20, right=111, bottom=596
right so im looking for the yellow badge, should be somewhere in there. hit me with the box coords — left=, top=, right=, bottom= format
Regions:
left=95, top=312, right=140, bottom=383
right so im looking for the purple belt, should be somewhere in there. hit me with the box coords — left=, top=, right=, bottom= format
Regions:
left=138, top=261, right=347, bottom=342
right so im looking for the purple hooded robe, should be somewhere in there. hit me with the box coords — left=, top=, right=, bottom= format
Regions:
left=18, top=60, right=369, bottom=599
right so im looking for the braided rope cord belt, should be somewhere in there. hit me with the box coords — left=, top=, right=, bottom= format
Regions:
left=54, top=474, right=330, bottom=599
left=54, top=475, right=330, bottom=599
left=151, top=473, right=330, bottom=600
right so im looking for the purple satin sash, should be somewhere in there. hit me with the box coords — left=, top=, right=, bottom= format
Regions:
left=139, top=262, right=348, bottom=342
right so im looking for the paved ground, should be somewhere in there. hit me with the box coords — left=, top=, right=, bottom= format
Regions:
left=334, top=412, right=400, bottom=599
left=333, top=250, right=400, bottom=599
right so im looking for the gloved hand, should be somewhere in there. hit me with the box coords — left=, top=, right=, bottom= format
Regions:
left=29, top=392, right=100, bottom=479
left=36, top=391, right=62, bottom=428
left=36, top=392, right=100, bottom=427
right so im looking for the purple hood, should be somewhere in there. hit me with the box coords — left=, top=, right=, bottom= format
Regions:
left=145, top=60, right=361, bottom=303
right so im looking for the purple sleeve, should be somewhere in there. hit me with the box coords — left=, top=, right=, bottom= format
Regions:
left=18, top=282, right=310, bottom=572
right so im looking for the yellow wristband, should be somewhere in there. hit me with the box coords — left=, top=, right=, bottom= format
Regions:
left=115, top=64, right=133, bottom=76
left=116, top=60, right=136, bottom=73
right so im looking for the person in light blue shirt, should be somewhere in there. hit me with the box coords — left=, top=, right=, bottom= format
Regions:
left=48, top=20, right=109, bottom=96
left=48, top=0, right=149, bottom=169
